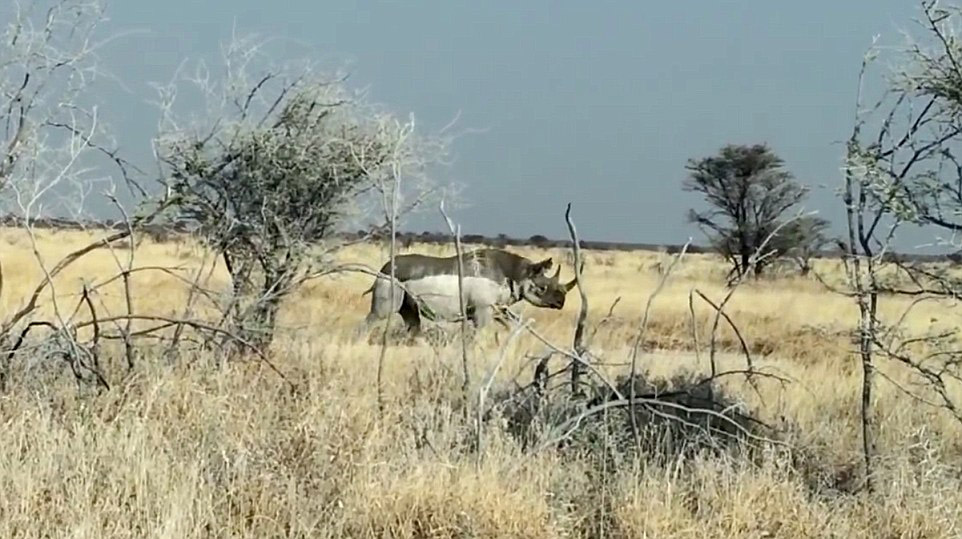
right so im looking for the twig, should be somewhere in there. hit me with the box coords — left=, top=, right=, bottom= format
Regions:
left=102, top=194, right=137, bottom=371
left=693, top=289, right=758, bottom=393
left=375, top=155, right=403, bottom=416
left=79, top=284, right=101, bottom=372
left=0, top=201, right=169, bottom=337
left=688, top=289, right=701, bottom=368
left=626, top=239, right=691, bottom=447
left=587, top=296, right=621, bottom=347
left=477, top=317, right=530, bottom=467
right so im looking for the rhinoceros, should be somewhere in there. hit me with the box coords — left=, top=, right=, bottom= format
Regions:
left=359, top=248, right=578, bottom=337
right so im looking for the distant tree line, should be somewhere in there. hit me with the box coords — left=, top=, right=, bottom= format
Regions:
left=6, top=210, right=956, bottom=265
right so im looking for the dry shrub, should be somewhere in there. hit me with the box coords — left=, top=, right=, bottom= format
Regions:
left=601, top=369, right=764, bottom=459
left=487, top=366, right=769, bottom=466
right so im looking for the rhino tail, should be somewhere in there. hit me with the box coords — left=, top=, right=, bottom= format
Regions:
left=362, top=270, right=399, bottom=296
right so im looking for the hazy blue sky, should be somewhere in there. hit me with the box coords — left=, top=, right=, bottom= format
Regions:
left=91, top=0, right=924, bottom=245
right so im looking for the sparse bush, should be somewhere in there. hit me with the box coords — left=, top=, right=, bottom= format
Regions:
left=156, top=36, right=450, bottom=354
left=529, top=234, right=549, bottom=246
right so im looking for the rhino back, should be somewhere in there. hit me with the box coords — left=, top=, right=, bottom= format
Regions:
left=379, top=249, right=528, bottom=283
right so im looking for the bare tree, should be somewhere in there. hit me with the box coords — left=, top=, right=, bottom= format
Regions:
left=152, top=33, right=451, bottom=354
left=2, top=0, right=103, bottom=211
left=0, top=0, right=174, bottom=389
left=683, top=143, right=818, bottom=281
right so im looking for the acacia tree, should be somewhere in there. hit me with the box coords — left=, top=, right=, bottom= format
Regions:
left=154, top=35, right=451, bottom=354
left=837, top=0, right=962, bottom=490
left=683, top=143, right=819, bottom=280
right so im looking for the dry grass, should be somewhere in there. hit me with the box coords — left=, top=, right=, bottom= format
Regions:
left=1, top=226, right=961, bottom=537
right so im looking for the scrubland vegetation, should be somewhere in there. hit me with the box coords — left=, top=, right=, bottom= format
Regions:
left=7, top=0, right=962, bottom=536
left=1, top=227, right=961, bottom=538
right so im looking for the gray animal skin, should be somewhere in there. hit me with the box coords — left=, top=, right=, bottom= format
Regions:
left=358, top=248, right=577, bottom=337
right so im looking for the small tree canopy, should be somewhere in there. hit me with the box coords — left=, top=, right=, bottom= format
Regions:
left=162, top=83, right=401, bottom=264
left=770, top=214, right=831, bottom=275
left=683, top=143, right=815, bottom=279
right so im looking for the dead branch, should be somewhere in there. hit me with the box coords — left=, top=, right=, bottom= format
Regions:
left=3, top=318, right=109, bottom=391
left=564, top=202, right=589, bottom=395
left=693, top=289, right=756, bottom=379
left=501, top=309, right=624, bottom=401
left=70, top=313, right=296, bottom=390
left=0, top=200, right=169, bottom=337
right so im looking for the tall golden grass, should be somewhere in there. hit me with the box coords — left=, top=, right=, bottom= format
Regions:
left=0, top=226, right=961, bottom=538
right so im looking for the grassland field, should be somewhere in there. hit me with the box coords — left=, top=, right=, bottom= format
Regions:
left=1, top=226, right=961, bottom=538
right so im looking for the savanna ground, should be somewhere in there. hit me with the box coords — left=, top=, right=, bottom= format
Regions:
left=1, top=226, right=961, bottom=538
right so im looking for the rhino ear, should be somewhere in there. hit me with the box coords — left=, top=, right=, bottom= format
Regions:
left=529, top=257, right=553, bottom=276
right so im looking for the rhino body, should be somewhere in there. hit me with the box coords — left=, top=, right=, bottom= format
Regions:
left=360, top=248, right=576, bottom=336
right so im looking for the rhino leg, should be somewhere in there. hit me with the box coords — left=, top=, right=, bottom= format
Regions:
left=470, top=305, right=502, bottom=344
left=398, top=295, right=422, bottom=343
left=354, top=276, right=406, bottom=340
left=471, top=304, right=494, bottom=329
left=372, top=276, right=405, bottom=316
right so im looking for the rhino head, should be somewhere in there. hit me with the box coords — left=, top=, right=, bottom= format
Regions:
left=517, top=257, right=578, bottom=309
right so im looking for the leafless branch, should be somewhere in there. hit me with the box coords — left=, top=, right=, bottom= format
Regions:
left=564, top=202, right=588, bottom=394
left=0, top=200, right=169, bottom=337
left=439, top=199, right=471, bottom=408
left=626, top=238, right=691, bottom=447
